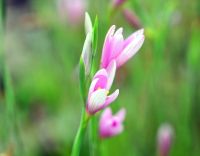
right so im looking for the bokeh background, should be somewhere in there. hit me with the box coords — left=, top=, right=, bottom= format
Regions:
left=0, top=0, right=200, bottom=155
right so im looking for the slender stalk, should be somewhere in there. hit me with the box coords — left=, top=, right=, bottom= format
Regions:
left=0, top=0, right=5, bottom=145
left=100, top=139, right=107, bottom=156
left=71, top=108, right=91, bottom=156
left=89, top=116, right=99, bottom=156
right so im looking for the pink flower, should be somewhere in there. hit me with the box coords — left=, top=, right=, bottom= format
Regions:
left=99, top=107, right=126, bottom=138
left=157, top=123, right=174, bottom=156
left=86, top=61, right=119, bottom=115
left=101, top=25, right=145, bottom=68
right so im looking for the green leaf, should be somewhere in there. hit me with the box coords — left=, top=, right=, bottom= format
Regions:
left=187, top=26, right=200, bottom=71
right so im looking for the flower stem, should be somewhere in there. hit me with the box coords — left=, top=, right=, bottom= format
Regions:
left=100, top=138, right=107, bottom=156
left=89, top=116, right=99, bottom=156
left=71, top=108, right=91, bottom=156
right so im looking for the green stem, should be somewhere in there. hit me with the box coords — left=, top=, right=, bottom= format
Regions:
left=89, top=116, right=99, bottom=156
left=100, top=139, right=107, bottom=156
left=71, top=108, right=91, bottom=156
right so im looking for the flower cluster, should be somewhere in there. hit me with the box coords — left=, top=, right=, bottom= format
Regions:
left=81, top=13, right=145, bottom=138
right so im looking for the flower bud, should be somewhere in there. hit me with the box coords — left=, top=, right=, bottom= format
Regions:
left=122, top=8, right=141, bottom=29
left=157, top=123, right=174, bottom=156
left=112, top=0, right=127, bottom=8
left=81, top=33, right=92, bottom=76
left=85, top=12, right=93, bottom=35
left=57, top=0, right=86, bottom=25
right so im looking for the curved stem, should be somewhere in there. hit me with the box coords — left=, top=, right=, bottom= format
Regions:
left=71, top=108, right=91, bottom=156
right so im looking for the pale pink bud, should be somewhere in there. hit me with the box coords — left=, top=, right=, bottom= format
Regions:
left=101, top=25, right=145, bottom=69
left=80, top=13, right=93, bottom=75
left=81, top=33, right=92, bottom=75
left=122, top=8, right=141, bottom=29
left=86, top=61, right=119, bottom=115
left=99, top=107, right=126, bottom=138
left=157, top=123, right=174, bottom=156
left=112, top=0, right=127, bottom=7
left=57, top=0, right=86, bottom=25
left=85, top=12, right=93, bottom=35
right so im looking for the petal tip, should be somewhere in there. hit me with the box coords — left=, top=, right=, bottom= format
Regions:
left=115, top=89, right=120, bottom=96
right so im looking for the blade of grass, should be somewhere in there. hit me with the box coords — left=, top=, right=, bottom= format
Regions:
left=1, top=1, right=23, bottom=155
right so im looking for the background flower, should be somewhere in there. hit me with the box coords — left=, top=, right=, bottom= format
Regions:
left=57, top=0, right=87, bottom=24
left=99, top=107, right=126, bottom=138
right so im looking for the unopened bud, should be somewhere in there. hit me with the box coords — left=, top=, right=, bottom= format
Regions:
left=112, top=0, right=127, bottom=8
left=122, top=8, right=141, bottom=29
left=85, top=12, right=93, bottom=35
left=157, top=123, right=174, bottom=156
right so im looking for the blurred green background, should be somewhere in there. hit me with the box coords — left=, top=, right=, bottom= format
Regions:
left=0, top=0, right=200, bottom=155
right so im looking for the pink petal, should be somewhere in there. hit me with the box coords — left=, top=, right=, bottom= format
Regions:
left=94, top=76, right=108, bottom=91
left=92, top=89, right=119, bottom=114
left=99, top=107, right=126, bottom=138
left=109, top=122, right=124, bottom=137
left=114, top=27, right=123, bottom=36
left=116, top=108, right=126, bottom=122
left=100, top=118, right=124, bottom=138
left=87, top=89, right=108, bottom=114
left=106, top=60, right=116, bottom=90
left=124, top=28, right=144, bottom=47
left=88, top=78, right=99, bottom=97
left=93, top=69, right=108, bottom=90
left=103, top=89, right=119, bottom=108
left=101, top=25, right=116, bottom=68
left=100, top=107, right=112, bottom=126
left=93, top=68, right=107, bottom=79
left=109, top=28, right=124, bottom=60
left=116, top=34, right=145, bottom=67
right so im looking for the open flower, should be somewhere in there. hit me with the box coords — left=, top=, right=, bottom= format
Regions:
left=101, top=25, right=145, bottom=68
left=86, top=60, right=119, bottom=115
left=99, top=107, right=126, bottom=138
